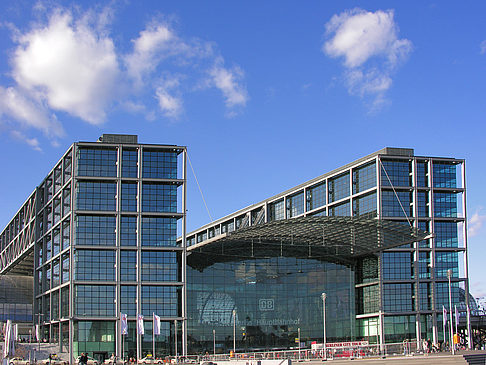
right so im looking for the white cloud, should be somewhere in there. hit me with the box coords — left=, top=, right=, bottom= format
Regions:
left=10, top=130, right=42, bottom=151
left=155, top=77, right=183, bottom=118
left=480, top=40, right=486, bottom=55
left=12, top=11, right=120, bottom=125
left=469, top=208, right=486, bottom=237
left=0, top=86, right=64, bottom=139
left=125, top=25, right=175, bottom=87
left=323, top=8, right=411, bottom=107
left=0, top=6, right=248, bottom=147
left=208, top=61, right=248, bottom=109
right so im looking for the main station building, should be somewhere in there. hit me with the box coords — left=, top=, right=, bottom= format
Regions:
left=182, top=147, right=471, bottom=353
left=0, top=137, right=472, bottom=360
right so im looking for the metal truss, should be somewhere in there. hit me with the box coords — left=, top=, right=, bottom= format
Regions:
left=0, top=190, right=37, bottom=275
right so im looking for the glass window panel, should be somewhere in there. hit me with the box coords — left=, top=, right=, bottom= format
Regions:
left=268, top=200, right=284, bottom=221
left=141, top=251, right=179, bottom=282
left=435, top=252, right=459, bottom=279
left=75, top=250, right=116, bottom=281
left=62, top=254, right=70, bottom=283
left=418, top=221, right=430, bottom=248
left=120, top=251, right=137, bottom=282
left=353, top=193, right=377, bottom=216
left=417, top=192, right=429, bottom=217
left=75, top=285, right=115, bottom=317
left=434, top=221, right=458, bottom=248
left=62, top=221, right=70, bottom=250
left=287, top=192, right=304, bottom=218
left=122, top=183, right=138, bottom=212
left=383, top=284, right=414, bottom=312
left=141, top=286, right=180, bottom=317
left=121, top=216, right=137, bottom=246
left=141, top=217, right=177, bottom=247
left=382, top=190, right=412, bottom=217
left=353, top=163, right=376, bottom=194
left=121, top=286, right=137, bottom=316
left=328, top=173, right=350, bottom=203
left=417, top=161, right=428, bottom=187
left=306, top=182, right=326, bottom=211
left=381, top=160, right=411, bottom=187
left=77, top=148, right=117, bottom=177
left=433, top=162, right=457, bottom=188
left=75, top=215, right=116, bottom=246
left=329, top=201, right=350, bottom=216
left=76, top=181, right=116, bottom=211
left=122, top=149, right=138, bottom=178
left=142, top=150, right=177, bottom=179
left=141, top=183, right=177, bottom=213
left=435, top=282, right=460, bottom=310
left=433, top=192, right=457, bottom=218
left=383, top=252, right=412, bottom=280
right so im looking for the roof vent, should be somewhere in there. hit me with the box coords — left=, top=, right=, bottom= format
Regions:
left=97, top=134, right=138, bottom=144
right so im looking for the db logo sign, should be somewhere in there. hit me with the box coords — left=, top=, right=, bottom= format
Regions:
left=259, top=299, right=274, bottom=311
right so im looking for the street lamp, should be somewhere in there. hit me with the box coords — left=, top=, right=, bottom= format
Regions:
left=298, top=328, right=301, bottom=361
left=447, top=269, right=455, bottom=355
left=321, top=293, right=327, bottom=361
left=232, top=310, right=236, bottom=354
left=213, top=329, right=216, bottom=357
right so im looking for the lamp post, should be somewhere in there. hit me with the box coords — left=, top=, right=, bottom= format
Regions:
left=298, top=328, right=301, bottom=361
left=35, top=313, right=45, bottom=353
left=321, top=293, right=327, bottom=361
left=447, top=270, right=455, bottom=355
left=232, top=310, right=236, bottom=354
left=213, top=329, right=216, bottom=357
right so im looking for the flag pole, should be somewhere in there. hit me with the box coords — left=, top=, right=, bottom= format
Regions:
left=455, top=305, right=458, bottom=335
left=153, top=313, right=155, bottom=362
left=442, top=306, right=446, bottom=349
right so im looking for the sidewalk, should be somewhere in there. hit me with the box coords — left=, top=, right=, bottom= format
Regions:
left=295, top=350, right=486, bottom=364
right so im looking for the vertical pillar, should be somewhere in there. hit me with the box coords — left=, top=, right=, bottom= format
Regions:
left=182, top=148, right=188, bottom=356
left=69, top=144, right=77, bottom=365
left=116, top=145, right=122, bottom=359
left=137, top=146, right=143, bottom=361
left=428, top=159, right=438, bottom=345
left=461, top=161, right=473, bottom=349
left=379, top=311, right=385, bottom=354
left=412, top=158, right=422, bottom=348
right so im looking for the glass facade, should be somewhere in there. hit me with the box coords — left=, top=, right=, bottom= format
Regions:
left=0, top=136, right=186, bottom=361
left=187, top=255, right=354, bottom=353
left=0, top=144, right=469, bottom=356
left=184, top=150, right=468, bottom=350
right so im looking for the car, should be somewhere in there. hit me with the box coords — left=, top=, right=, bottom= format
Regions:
left=137, top=357, right=163, bottom=365
left=75, top=356, right=100, bottom=365
left=39, top=354, right=68, bottom=365
left=8, top=357, right=31, bottom=365
left=103, top=358, right=125, bottom=365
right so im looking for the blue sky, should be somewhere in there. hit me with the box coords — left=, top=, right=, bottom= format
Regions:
left=0, top=1, right=485, bottom=296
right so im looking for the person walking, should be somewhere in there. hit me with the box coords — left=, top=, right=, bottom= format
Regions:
left=80, top=353, right=88, bottom=365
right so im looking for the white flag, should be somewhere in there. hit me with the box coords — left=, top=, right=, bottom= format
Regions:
left=35, top=324, right=40, bottom=342
left=4, top=320, right=15, bottom=357
left=121, top=313, right=128, bottom=335
left=4, top=320, right=11, bottom=357
left=455, top=305, right=460, bottom=325
left=137, top=314, right=145, bottom=335
left=13, top=324, right=18, bottom=341
left=153, top=313, right=161, bottom=336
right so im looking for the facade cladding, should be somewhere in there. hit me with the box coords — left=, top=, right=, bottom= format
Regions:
left=184, top=148, right=470, bottom=353
left=0, top=135, right=187, bottom=362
